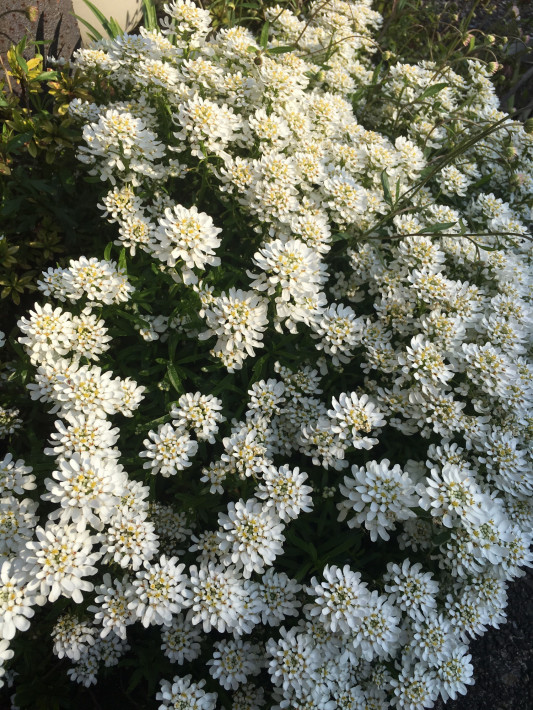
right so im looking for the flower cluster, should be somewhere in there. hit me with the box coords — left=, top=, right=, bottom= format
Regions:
left=1, top=0, right=532, bottom=707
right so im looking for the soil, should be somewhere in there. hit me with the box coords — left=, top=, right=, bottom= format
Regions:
left=407, top=5, right=533, bottom=708
left=434, top=570, right=533, bottom=710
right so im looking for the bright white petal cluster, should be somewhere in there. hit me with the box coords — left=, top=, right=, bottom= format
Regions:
left=338, top=459, right=417, bottom=541
left=217, top=498, right=285, bottom=577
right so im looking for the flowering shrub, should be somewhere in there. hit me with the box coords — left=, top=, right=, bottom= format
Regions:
left=1, top=1, right=532, bottom=708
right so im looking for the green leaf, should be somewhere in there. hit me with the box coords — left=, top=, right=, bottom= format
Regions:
left=6, top=132, right=33, bottom=152
left=286, top=530, right=318, bottom=562
left=267, top=45, right=294, bottom=55
left=80, top=0, right=123, bottom=38
left=416, top=82, right=449, bottom=101
left=294, top=560, right=313, bottom=582
left=142, top=0, right=158, bottom=31
left=167, top=363, right=183, bottom=394
left=108, top=17, right=123, bottom=37
left=380, top=170, right=393, bottom=206
left=71, top=14, right=104, bottom=42
left=423, top=221, right=456, bottom=233
left=259, top=21, right=270, bottom=49
left=33, top=71, right=59, bottom=81
left=15, top=51, right=29, bottom=75
left=103, top=241, right=113, bottom=261
left=118, top=247, right=127, bottom=272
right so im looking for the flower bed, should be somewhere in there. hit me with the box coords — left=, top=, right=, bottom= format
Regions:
left=0, top=1, right=532, bottom=708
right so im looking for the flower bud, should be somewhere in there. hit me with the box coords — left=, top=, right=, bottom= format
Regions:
left=524, top=118, right=533, bottom=134
left=506, top=146, right=518, bottom=160
left=25, top=6, right=39, bottom=22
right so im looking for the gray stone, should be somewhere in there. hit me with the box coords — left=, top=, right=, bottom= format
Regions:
left=0, top=0, right=81, bottom=71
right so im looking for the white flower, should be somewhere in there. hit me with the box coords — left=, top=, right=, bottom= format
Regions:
left=60, top=257, right=134, bottom=305
left=156, top=674, right=217, bottom=710
left=398, top=334, right=454, bottom=386
left=231, top=683, right=266, bottom=710
left=187, top=562, right=247, bottom=633
left=116, top=211, right=156, bottom=255
left=0, top=495, right=39, bottom=556
left=417, top=464, right=484, bottom=528
left=0, top=454, right=35, bottom=497
left=311, top=302, right=364, bottom=365
left=150, top=503, right=192, bottom=550
left=306, top=564, right=371, bottom=633
left=257, top=568, right=302, bottom=626
left=117, top=376, right=146, bottom=417
left=188, top=530, right=221, bottom=564
left=249, top=238, right=328, bottom=302
left=434, top=645, right=474, bottom=702
left=154, top=204, right=222, bottom=277
left=247, top=378, right=286, bottom=419
left=52, top=364, right=125, bottom=418
left=51, top=612, right=96, bottom=661
left=173, top=93, right=242, bottom=157
left=140, top=423, right=198, bottom=476
left=17, top=302, right=74, bottom=363
left=0, top=559, right=39, bottom=640
left=0, top=639, right=13, bottom=689
left=346, top=590, right=402, bottom=662
left=22, top=522, right=101, bottom=603
left=44, top=413, right=120, bottom=459
left=328, top=392, right=386, bottom=448
left=71, top=310, right=112, bottom=359
left=265, top=626, right=321, bottom=696
left=221, top=424, right=270, bottom=480
left=127, top=555, right=190, bottom=627
left=390, top=661, right=438, bottom=709
left=0, top=407, right=22, bottom=437
left=199, top=288, right=269, bottom=369
left=42, top=453, right=124, bottom=530
left=207, top=638, right=262, bottom=690
left=323, top=171, right=367, bottom=225
left=408, top=613, right=455, bottom=667
left=217, top=498, right=285, bottom=577
left=161, top=613, right=203, bottom=664
left=170, top=392, right=225, bottom=443
left=384, top=559, right=438, bottom=622
left=79, top=109, right=166, bottom=184
left=298, top=415, right=349, bottom=470
left=88, top=573, right=135, bottom=639
left=338, top=459, right=417, bottom=541
left=256, top=464, right=313, bottom=522
left=438, top=164, right=472, bottom=196
left=101, top=508, right=159, bottom=571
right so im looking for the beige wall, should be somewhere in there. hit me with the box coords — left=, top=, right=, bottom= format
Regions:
left=71, top=0, right=143, bottom=45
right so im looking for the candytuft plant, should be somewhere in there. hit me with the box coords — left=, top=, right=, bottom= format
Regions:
left=0, top=1, right=532, bottom=709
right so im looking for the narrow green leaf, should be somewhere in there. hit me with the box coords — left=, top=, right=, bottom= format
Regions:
left=108, top=17, right=124, bottom=37
left=72, top=14, right=104, bottom=41
left=416, top=82, right=449, bottom=101
left=380, top=170, right=393, bottom=206
left=259, top=21, right=270, bottom=49
left=267, top=45, right=294, bottom=55
left=142, top=0, right=158, bottom=31
left=80, top=0, right=114, bottom=35
left=423, top=221, right=456, bottom=233
left=118, top=247, right=127, bottom=272
left=103, top=241, right=113, bottom=261
left=34, top=71, right=59, bottom=81
left=167, top=363, right=183, bottom=394
left=15, top=52, right=29, bottom=74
